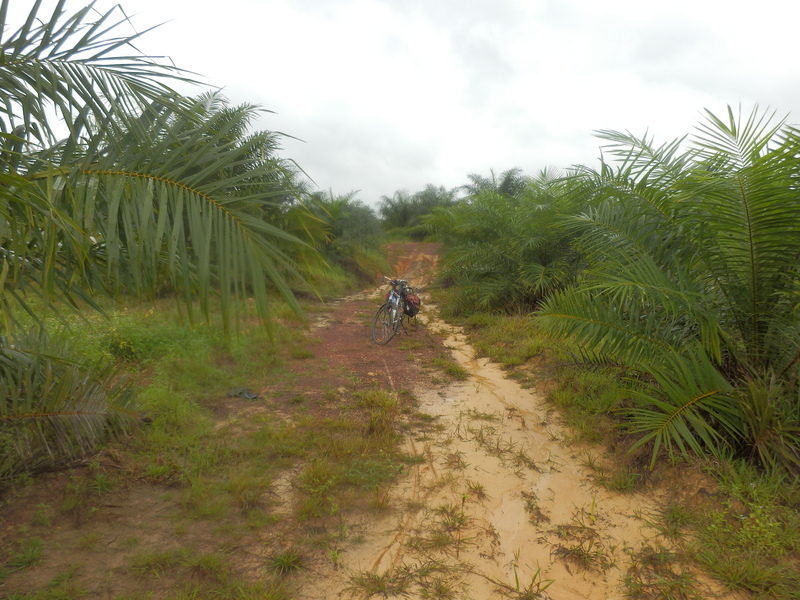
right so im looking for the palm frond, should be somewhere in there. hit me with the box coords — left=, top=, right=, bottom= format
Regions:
left=0, top=330, right=136, bottom=480
left=625, top=347, right=736, bottom=467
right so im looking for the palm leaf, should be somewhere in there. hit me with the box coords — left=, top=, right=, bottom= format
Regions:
left=625, top=347, right=736, bottom=467
left=0, top=330, right=136, bottom=480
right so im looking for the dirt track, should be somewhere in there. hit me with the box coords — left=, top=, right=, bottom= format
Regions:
left=299, top=243, right=718, bottom=599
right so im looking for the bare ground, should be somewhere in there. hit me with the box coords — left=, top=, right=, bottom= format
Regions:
left=0, top=242, right=734, bottom=599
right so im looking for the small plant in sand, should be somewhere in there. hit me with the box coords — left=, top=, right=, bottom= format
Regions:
left=444, top=451, right=469, bottom=470
left=512, top=554, right=554, bottom=600
left=521, top=491, right=549, bottom=525
left=551, top=505, right=614, bottom=572
left=466, top=479, right=489, bottom=501
left=347, top=567, right=413, bottom=597
left=485, top=550, right=554, bottom=600
left=407, top=501, right=475, bottom=558
left=552, top=537, right=614, bottom=573
left=465, top=408, right=498, bottom=422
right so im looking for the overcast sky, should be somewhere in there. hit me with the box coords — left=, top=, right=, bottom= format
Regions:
left=13, top=0, right=800, bottom=206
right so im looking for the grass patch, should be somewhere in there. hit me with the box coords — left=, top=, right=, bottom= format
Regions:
left=268, top=549, right=303, bottom=576
left=431, top=353, right=469, bottom=380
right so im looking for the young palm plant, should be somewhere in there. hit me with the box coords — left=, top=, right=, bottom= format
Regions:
left=537, top=107, right=800, bottom=472
left=427, top=168, right=581, bottom=314
left=0, top=1, right=310, bottom=478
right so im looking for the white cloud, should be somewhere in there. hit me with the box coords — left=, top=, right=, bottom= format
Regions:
left=9, top=0, right=800, bottom=206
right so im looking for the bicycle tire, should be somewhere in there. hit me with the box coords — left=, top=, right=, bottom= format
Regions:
left=393, top=304, right=403, bottom=334
left=372, top=303, right=395, bottom=344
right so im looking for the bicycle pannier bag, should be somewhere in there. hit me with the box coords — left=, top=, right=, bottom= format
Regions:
left=404, top=294, right=421, bottom=317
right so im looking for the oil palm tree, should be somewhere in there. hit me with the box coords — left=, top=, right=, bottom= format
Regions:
left=461, top=167, right=529, bottom=199
left=537, top=107, right=800, bottom=472
left=0, top=0, right=310, bottom=477
left=427, top=168, right=580, bottom=314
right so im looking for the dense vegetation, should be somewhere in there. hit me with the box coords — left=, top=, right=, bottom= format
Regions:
left=425, top=114, right=800, bottom=477
left=0, top=1, right=385, bottom=480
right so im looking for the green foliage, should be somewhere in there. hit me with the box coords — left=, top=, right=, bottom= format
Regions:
left=379, top=184, right=457, bottom=234
left=294, top=191, right=388, bottom=287
left=538, top=107, right=800, bottom=472
left=268, top=549, right=303, bottom=576
left=427, top=168, right=582, bottom=314
left=1, top=2, right=315, bottom=477
left=691, top=465, right=800, bottom=598
left=1, top=3, right=308, bottom=330
left=0, top=330, right=136, bottom=481
left=462, top=167, right=529, bottom=198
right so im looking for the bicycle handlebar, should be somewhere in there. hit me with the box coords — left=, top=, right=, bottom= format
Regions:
left=383, top=276, right=414, bottom=300
left=383, top=276, right=408, bottom=287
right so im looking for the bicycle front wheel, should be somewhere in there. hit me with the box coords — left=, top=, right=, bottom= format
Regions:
left=372, top=304, right=395, bottom=344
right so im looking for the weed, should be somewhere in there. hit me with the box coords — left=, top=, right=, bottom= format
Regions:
left=417, top=574, right=459, bottom=599
left=432, top=354, right=469, bottom=380
left=696, top=550, right=796, bottom=596
left=120, top=536, right=141, bottom=549
left=61, top=478, right=87, bottom=515
left=593, top=468, right=642, bottom=493
left=623, top=544, right=701, bottom=599
left=290, top=347, right=314, bottom=359
left=466, top=479, right=488, bottom=501
left=348, top=568, right=412, bottom=596
left=465, top=408, right=498, bottom=422
left=512, top=448, right=539, bottom=472
left=225, top=468, right=270, bottom=512
left=444, top=451, right=468, bottom=470
left=343, top=457, right=403, bottom=491
left=269, top=549, right=303, bottom=576
left=510, top=552, right=554, bottom=600
left=131, top=548, right=186, bottom=577
left=90, top=472, right=115, bottom=494
left=79, top=531, right=100, bottom=549
left=553, top=538, right=613, bottom=572
left=521, top=491, right=549, bottom=525
left=655, top=503, right=694, bottom=541
left=28, top=565, right=87, bottom=599
left=296, top=460, right=340, bottom=519
left=6, top=537, right=44, bottom=572
left=32, top=503, right=51, bottom=527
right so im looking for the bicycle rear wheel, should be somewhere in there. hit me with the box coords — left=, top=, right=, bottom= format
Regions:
left=372, top=304, right=395, bottom=344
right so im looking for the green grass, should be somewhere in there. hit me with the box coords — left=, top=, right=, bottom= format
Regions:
left=347, top=568, right=413, bottom=597
left=0, top=287, right=435, bottom=597
left=459, top=313, right=544, bottom=368
left=268, top=549, right=303, bottom=576
left=3, top=537, right=44, bottom=575
left=431, top=353, right=469, bottom=380
left=131, top=548, right=187, bottom=577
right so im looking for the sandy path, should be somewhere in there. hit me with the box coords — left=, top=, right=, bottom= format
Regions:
left=299, top=244, right=671, bottom=599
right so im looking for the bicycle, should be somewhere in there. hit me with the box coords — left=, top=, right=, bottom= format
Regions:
left=372, top=277, right=417, bottom=345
